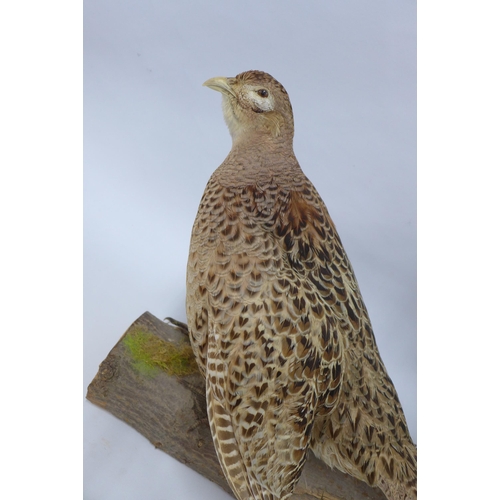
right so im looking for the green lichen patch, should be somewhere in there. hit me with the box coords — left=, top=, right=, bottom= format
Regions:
left=123, top=327, right=198, bottom=378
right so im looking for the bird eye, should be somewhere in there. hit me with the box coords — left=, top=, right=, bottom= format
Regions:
left=257, top=89, right=268, bottom=98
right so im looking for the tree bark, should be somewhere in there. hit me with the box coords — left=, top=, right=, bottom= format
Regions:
left=86, top=311, right=387, bottom=500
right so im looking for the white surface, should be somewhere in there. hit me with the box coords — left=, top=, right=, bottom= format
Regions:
left=84, top=2, right=416, bottom=498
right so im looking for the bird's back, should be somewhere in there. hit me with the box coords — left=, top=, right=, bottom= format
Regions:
left=187, top=157, right=415, bottom=500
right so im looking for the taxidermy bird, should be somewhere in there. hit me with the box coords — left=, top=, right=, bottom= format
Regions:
left=186, top=70, right=416, bottom=500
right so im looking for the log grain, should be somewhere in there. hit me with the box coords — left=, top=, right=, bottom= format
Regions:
left=86, top=311, right=387, bottom=500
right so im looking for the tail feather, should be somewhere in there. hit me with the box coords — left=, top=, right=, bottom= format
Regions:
left=207, top=382, right=278, bottom=500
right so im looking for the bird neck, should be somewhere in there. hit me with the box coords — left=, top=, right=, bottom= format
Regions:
left=215, top=135, right=300, bottom=186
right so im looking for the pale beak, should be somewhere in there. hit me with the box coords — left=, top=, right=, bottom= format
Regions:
left=202, top=76, right=236, bottom=97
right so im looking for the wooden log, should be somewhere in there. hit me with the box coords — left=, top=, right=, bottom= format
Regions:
left=86, top=311, right=387, bottom=500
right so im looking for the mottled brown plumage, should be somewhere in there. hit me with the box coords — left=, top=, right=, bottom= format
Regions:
left=186, top=70, right=416, bottom=500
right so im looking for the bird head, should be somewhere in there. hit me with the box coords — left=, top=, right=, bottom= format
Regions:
left=203, top=70, right=294, bottom=146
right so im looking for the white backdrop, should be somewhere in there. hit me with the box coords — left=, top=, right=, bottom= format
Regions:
left=84, top=2, right=416, bottom=498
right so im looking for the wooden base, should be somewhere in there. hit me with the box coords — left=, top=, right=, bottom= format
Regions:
left=87, top=311, right=387, bottom=500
